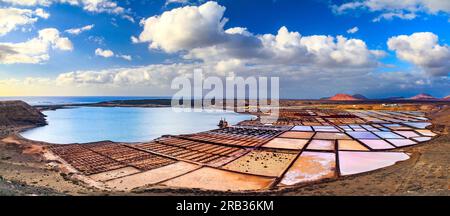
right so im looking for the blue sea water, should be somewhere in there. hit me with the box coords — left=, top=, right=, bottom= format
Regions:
left=20, top=106, right=254, bottom=144
left=0, top=96, right=170, bottom=106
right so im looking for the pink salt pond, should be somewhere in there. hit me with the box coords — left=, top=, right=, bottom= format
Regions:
left=306, top=139, right=335, bottom=151
left=263, top=138, right=308, bottom=150
left=394, top=131, right=420, bottom=138
left=338, top=140, right=369, bottom=151
left=359, top=139, right=395, bottom=150
left=279, top=131, right=314, bottom=139
left=279, top=151, right=335, bottom=186
left=412, top=137, right=432, bottom=142
left=338, top=151, right=410, bottom=176
left=386, top=139, right=417, bottom=147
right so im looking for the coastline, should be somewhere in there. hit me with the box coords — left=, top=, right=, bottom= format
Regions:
left=0, top=100, right=449, bottom=195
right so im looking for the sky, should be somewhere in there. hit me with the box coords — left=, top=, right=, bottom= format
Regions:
left=0, top=0, right=449, bottom=98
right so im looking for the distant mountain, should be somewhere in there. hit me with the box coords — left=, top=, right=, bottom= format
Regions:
left=443, top=95, right=450, bottom=100
left=385, top=96, right=405, bottom=100
left=325, top=94, right=362, bottom=101
left=352, top=94, right=368, bottom=100
left=408, top=93, right=437, bottom=100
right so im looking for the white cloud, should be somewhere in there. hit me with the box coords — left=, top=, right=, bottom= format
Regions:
left=138, top=1, right=227, bottom=53
left=95, top=48, right=114, bottom=58
left=0, top=7, right=49, bottom=36
left=130, top=36, right=139, bottom=44
left=87, top=35, right=104, bottom=45
left=0, top=28, right=73, bottom=64
left=122, top=15, right=135, bottom=23
left=165, top=0, right=189, bottom=5
left=1, top=60, right=446, bottom=98
left=118, top=54, right=132, bottom=61
left=34, top=8, right=50, bottom=18
left=0, top=0, right=53, bottom=6
left=333, top=0, right=450, bottom=21
left=388, top=32, right=450, bottom=76
left=0, top=0, right=127, bottom=15
left=372, top=11, right=416, bottom=22
left=65, top=24, right=94, bottom=35
left=55, top=63, right=200, bottom=87
left=347, top=26, right=359, bottom=34
left=94, top=48, right=132, bottom=60
left=138, top=2, right=384, bottom=69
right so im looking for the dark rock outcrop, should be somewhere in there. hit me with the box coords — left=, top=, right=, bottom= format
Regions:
left=0, top=101, right=46, bottom=128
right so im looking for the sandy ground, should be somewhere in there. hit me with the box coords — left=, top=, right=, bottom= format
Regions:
left=0, top=136, right=104, bottom=195
left=0, top=105, right=448, bottom=196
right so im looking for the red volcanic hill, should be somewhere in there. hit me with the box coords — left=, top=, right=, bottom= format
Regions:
left=408, top=93, right=437, bottom=100
left=326, top=94, right=363, bottom=101
left=444, top=95, right=450, bottom=100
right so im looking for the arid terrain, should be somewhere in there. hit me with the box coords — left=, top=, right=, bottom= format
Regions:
left=0, top=100, right=448, bottom=196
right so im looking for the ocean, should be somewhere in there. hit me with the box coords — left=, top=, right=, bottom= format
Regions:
left=0, top=96, right=171, bottom=106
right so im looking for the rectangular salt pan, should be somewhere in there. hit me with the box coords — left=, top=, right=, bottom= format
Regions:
left=279, top=151, right=335, bottom=186
left=386, top=139, right=417, bottom=147
left=291, top=126, right=313, bottom=131
left=263, top=138, right=309, bottom=150
left=394, top=131, right=420, bottom=138
left=404, top=122, right=431, bottom=129
left=279, top=131, right=314, bottom=139
left=412, top=137, right=432, bottom=142
left=313, top=126, right=340, bottom=132
left=415, top=130, right=437, bottom=137
left=162, top=167, right=275, bottom=191
left=347, top=131, right=379, bottom=139
left=222, top=150, right=297, bottom=177
left=339, top=151, right=410, bottom=176
left=373, top=131, right=403, bottom=139
left=338, top=140, right=369, bottom=151
left=307, top=139, right=335, bottom=151
left=359, top=139, right=395, bottom=150
left=314, top=132, right=352, bottom=140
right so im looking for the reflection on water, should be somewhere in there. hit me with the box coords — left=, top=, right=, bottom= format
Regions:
left=20, top=107, right=254, bottom=144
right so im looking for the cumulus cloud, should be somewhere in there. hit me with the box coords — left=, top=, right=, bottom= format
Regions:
left=388, top=32, right=450, bottom=76
left=118, top=54, right=132, bottom=61
left=138, top=1, right=385, bottom=70
left=138, top=1, right=227, bottom=53
left=0, top=0, right=127, bottom=15
left=1, top=61, right=447, bottom=98
left=347, top=26, right=359, bottom=34
left=165, top=0, right=189, bottom=5
left=130, top=36, right=139, bottom=44
left=94, top=48, right=132, bottom=60
left=333, top=0, right=450, bottom=21
left=95, top=48, right=114, bottom=58
left=55, top=63, right=201, bottom=87
left=0, top=7, right=49, bottom=36
left=0, top=28, right=73, bottom=64
left=65, top=24, right=94, bottom=35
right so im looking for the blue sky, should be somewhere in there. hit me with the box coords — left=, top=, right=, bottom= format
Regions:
left=0, top=0, right=449, bottom=98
